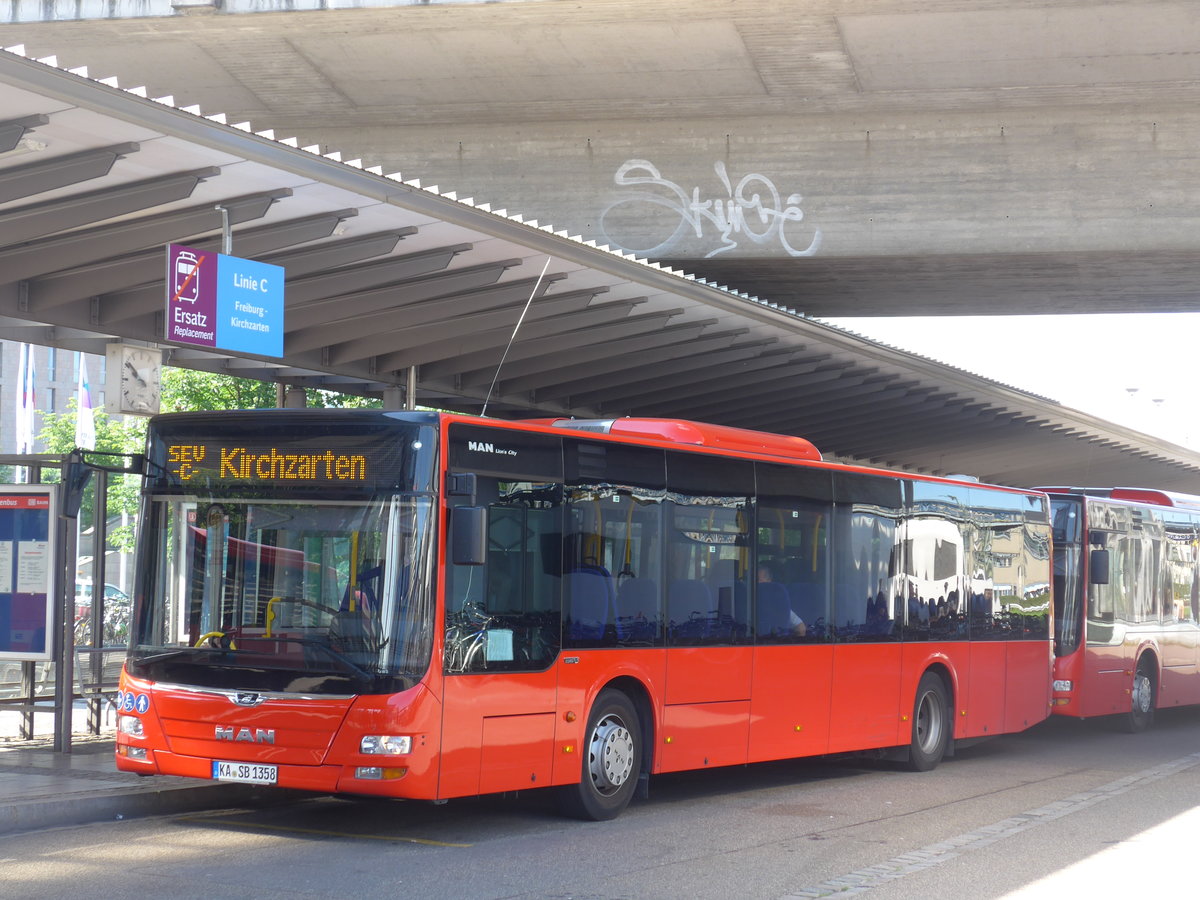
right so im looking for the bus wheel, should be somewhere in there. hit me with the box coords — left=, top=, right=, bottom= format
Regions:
left=907, top=673, right=950, bottom=772
left=1123, top=658, right=1156, bottom=734
left=558, top=689, right=642, bottom=821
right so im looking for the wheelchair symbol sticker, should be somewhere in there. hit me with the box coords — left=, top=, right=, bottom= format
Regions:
left=115, top=690, right=125, bottom=709
left=122, top=692, right=135, bottom=712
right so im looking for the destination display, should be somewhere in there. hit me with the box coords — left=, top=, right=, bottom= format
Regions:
left=167, top=444, right=368, bottom=483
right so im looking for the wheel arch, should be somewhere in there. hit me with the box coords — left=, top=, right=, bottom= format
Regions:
left=1135, top=645, right=1161, bottom=693
left=596, top=675, right=655, bottom=782
left=920, top=660, right=957, bottom=744
left=916, top=657, right=957, bottom=713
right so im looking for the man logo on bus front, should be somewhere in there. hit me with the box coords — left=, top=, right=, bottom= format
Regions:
left=233, top=692, right=265, bottom=707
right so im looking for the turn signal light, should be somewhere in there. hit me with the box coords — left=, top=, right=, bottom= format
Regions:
left=355, top=766, right=408, bottom=780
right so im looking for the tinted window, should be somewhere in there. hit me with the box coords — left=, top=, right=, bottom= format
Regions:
left=563, top=441, right=665, bottom=647
left=666, top=452, right=752, bottom=645
left=905, top=482, right=968, bottom=642
left=831, top=474, right=904, bottom=642
left=445, top=426, right=563, bottom=672
left=755, top=463, right=832, bottom=642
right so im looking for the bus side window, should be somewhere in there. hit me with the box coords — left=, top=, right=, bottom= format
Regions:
left=444, top=475, right=563, bottom=672
left=564, top=440, right=665, bottom=648
left=666, top=452, right=753, bottom=646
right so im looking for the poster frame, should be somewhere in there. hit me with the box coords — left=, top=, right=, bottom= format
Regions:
left=0, top=484, right=58, bottom=663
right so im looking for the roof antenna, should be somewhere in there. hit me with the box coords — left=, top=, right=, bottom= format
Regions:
left=481, top=256, right=552, bottom=418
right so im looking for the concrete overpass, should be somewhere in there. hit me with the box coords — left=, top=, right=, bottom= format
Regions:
left=4, top=46, right=1200, bottom=492
left=3, top=0, right=1199, bottom=315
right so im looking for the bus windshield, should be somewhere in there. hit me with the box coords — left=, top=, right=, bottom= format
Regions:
left=1051, top=498, right=1083, bottom=656
left=129, top=493, right=435, bottom=694
left=126, top=411, right=439, bottom=695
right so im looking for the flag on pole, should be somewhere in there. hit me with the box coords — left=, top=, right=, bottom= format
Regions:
left=15, top=342, right=36, bottom=454
left=75, top=351, right=96, bottom=450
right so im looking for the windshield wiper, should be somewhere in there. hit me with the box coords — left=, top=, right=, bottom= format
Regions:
left=131, top=647, right=214, bottom=666
left=271, top=636, right=378, bottom=681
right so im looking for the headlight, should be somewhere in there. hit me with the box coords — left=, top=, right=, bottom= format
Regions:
left=1052, top=680, right=1073, bottom=692
left=118, top=715, right=144, bottom=738
left=360, top=735, right=412, bottom=755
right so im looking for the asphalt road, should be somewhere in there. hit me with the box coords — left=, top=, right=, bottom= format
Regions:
left=6, top=710, right=1200, bottom=899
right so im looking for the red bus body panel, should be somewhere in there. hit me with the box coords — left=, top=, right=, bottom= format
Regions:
left=118, top=413, right=1054, bottom=805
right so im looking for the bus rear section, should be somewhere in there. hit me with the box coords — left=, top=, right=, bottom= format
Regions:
left=117, top=411, right=1053, bottom=820
left=1048, top=488, right=1200, bottom=731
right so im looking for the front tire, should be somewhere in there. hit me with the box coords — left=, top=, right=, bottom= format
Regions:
left=1123, top=657, right=1156, bottom=734
left=907, top=672, right=950, bottom=772
left=558, top=689, right=642, bottom=821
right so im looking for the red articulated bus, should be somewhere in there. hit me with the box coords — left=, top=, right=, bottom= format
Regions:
left=116, top=411, right=1053, bottom=819
left=1045, top=486, right=1200, bottom=732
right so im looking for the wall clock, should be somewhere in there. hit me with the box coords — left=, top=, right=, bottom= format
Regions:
left=105, top=343, right=162, bottom=416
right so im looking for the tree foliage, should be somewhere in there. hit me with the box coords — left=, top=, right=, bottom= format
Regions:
left=160, top=367, right=278, bottom=412
left=159, top=368, right=380, bottom=412
left=39, top=399, right=146, bottom=547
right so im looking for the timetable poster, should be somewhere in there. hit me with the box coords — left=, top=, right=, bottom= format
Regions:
left=0, top=487, right=56, bottom=661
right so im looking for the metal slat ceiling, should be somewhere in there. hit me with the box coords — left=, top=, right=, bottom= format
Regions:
left=2, top=47, right=1200, bottom=491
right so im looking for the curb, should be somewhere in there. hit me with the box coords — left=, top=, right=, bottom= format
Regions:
left=0, top=776, right=312, bottom=835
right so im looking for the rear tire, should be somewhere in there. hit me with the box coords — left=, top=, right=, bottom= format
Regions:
left=1122, top=657, right=1156, bottom=734
left=558, top=689, right=642, bottom=821
left=907, top=672, right=950, bottom=772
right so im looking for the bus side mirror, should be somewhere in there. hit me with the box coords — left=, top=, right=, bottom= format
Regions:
left=1089, top=549, right=1110, bottom=585
left=447, top=472, right=478, bottom=506
left=451, top=506, right=487, bottom=566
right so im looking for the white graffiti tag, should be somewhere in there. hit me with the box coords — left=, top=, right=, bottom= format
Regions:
left=599, top=160, right=821, bottom=258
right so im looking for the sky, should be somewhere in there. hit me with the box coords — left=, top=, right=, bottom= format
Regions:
left=821, top=313, right=1200, bottom=452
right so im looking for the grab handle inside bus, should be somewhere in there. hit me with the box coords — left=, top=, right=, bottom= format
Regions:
left=451, top=506, right=488, bottom=565
left=1089, top=548, right=1110, bottom=585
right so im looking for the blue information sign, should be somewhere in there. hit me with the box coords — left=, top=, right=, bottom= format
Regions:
left=166, top=244, right=285, bottom=357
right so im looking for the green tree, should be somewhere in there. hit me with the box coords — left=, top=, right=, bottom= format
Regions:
left=160, top=368, right=380, bottom=411
left=160, top=367, right=277, bottom=412
left=39, top=399, right=146, bottom=547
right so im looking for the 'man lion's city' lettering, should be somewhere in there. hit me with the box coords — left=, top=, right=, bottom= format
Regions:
left=218, top=447, right=367, bottom=481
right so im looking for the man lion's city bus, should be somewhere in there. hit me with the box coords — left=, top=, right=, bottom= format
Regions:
left=1047, top=487, right=1200, bottom=732
left=116, top=411, right=1053, bottom=819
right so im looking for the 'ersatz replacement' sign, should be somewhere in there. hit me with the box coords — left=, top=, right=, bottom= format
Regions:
left=165, top=243, right=285, bottom=357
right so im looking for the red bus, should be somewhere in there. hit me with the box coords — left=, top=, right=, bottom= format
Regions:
left=116, top=411, right=1052, bottom=819
left=1047, top=487, right=1200, bottom=731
